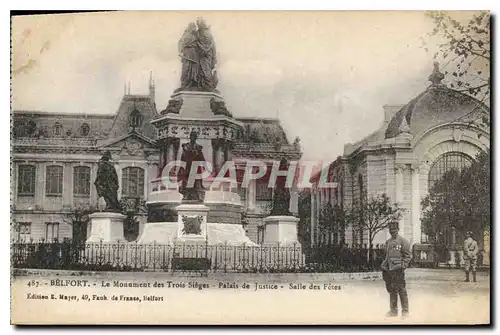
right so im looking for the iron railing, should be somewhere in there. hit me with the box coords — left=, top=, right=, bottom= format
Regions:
left=11, top=241, right=386, bottom=273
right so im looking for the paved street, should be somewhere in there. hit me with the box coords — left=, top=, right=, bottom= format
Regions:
left=336, top=269, right=490, bottom=324
left=11, top=268, right=490, bottom=324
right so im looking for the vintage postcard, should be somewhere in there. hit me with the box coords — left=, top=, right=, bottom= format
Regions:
left=10, top=11, right=490, bottom=325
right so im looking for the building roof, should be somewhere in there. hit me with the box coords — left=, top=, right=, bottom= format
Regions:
left=385, top=65, right=489, bottom=139
left=314, top=63, right=490, bottom=183
left=107, top=94, right=158, bottom=140
left=236, top=117, right=290, bottom=145
left=13, top=96, right=302, bottom=160
left=12, top=111, right=114, bottom=139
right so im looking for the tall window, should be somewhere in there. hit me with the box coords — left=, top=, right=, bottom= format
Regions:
left=129, top=109, right=143, bottom=129
left=73, top=166, right=91, bottom=197
left=122, top=167, right=145, bottom=198
left=428, top=152, right=473, bottom=189
left=18, top=165, right=36, bottom=196
left=358, top=175, right=364, bottom=245
left=26, top=120, right=37, bottom=136
left=45, top=222, right=59, bottom=241
left=46, top=165, right=63, bottom=196
left=16, top=222, right=31, bottom=242
left=80, top=123, right=90, bottom=136
left=238, top=185, right=246, bottom=201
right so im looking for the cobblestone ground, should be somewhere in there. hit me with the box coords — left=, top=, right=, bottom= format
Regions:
left=11, top=268, right=490, bottom=324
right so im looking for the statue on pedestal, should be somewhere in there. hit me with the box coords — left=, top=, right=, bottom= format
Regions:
left=94, top=151, right=121, bottom=212
left=178, top=17, right=218, bottom=91
left=178, top=130, right=206, bottom=203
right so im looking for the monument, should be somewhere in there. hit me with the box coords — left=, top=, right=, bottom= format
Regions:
left=137, top=18, right=255, bottom=246
left=261, top=158, right=301, bottom=245
left=175, top=129, right=210, bottom=243
left=86, top=151, right=126, bottom=243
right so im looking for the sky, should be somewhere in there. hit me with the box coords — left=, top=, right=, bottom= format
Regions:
left=11, top=11, right=478, bottom=163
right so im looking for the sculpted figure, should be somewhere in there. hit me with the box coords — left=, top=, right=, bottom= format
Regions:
left=178, top=22, right=201, bottom=89
left=161, top=98, right=183, bottom=115
left=210, top=97, right=232, bottom=117
left=196, top=17, right=218, bottom=89
left=178, top=130, right=206, bottom=202
left=94, top=151, right=121, bottom=212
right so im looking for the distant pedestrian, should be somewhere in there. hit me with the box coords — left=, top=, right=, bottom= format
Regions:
left=381, top=221, right=412, bottom=317
left=463, top=231, right=479, bottom=282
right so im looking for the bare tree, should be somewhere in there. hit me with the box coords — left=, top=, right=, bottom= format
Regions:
left=422, top=11, right=490, bottom=127
left=62, top=206, right=97, bottom=244
left=346, top=194, right=404, bottom=261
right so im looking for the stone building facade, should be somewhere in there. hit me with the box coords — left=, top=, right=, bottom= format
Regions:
left=11, top=77, right=301, bottom=243
left=310, top=66, right=490, bottom=252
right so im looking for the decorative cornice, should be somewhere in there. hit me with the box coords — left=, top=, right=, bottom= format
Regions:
left=411, top=121, right=490, bottom=148
left=13, top=146, right=102, bottom=155
left=155, top=121, right=243, bottom=142
left=152, top=113, right=244, bottom=129
left=232, top=151, right=302, bottom=160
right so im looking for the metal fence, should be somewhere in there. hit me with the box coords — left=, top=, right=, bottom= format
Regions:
left=11, top=241, right=386, bottom=273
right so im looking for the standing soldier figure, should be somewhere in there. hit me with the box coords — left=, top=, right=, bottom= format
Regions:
left=463, top=231, right=479, bottom=282
left=381, top=221, right=412, bottom=317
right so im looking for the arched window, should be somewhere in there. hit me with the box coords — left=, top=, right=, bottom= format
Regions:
left=26, top=120, right=37, bottom=136
left=428, top=152, right=473, bottom=189
left=129, top=108, right=143, bottom=130
left=73, top=166, right=91, bottom=197
left=80, top=123, right=90, bottom=136
left=122, top=167, right=145, bottom=198
left=18, top=165, right=36, bottom=196
left=46, top=165, right=63, bottom=196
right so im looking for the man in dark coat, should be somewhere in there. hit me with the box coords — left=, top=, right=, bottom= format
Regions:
left=381, top=221, right=412, bottom=317
left=94, top=151, right=121, bottom=212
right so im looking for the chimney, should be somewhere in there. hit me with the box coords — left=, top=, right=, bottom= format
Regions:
left=149, top=71, right=155, bottom=104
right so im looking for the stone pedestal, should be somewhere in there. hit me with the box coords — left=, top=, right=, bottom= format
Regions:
left=176, top=203, right=210, bottom=242
left=261, top=215, right=301, bottom=245
left=204, top=186, right=242, bottom=224
left=170, top=90, right=226, bottom=118
left=136, top=222, right=178, bottom=244
left=86, top=212, right=126, bottom=243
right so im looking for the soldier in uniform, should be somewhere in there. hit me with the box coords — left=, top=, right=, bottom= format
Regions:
left=381, top=221, right=412, bottom=317
left=463, top=231, right=479, bottom=282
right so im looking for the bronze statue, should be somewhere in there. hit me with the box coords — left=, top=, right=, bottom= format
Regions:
left=178, top=130, right=206, bottom=202
left=178, top=18, right=218, bottom=91
left=94, top=151, right=121, bottom=212
left=161, top=98, right=183, bottom=115
left=210, top=97, right=232, bottom=117
left=270, top=158, right=292, bottom=216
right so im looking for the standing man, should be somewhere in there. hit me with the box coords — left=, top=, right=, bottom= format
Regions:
left=381, top=221, right=412, bottom=317
left=463, top=231, right=479, bottom=282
